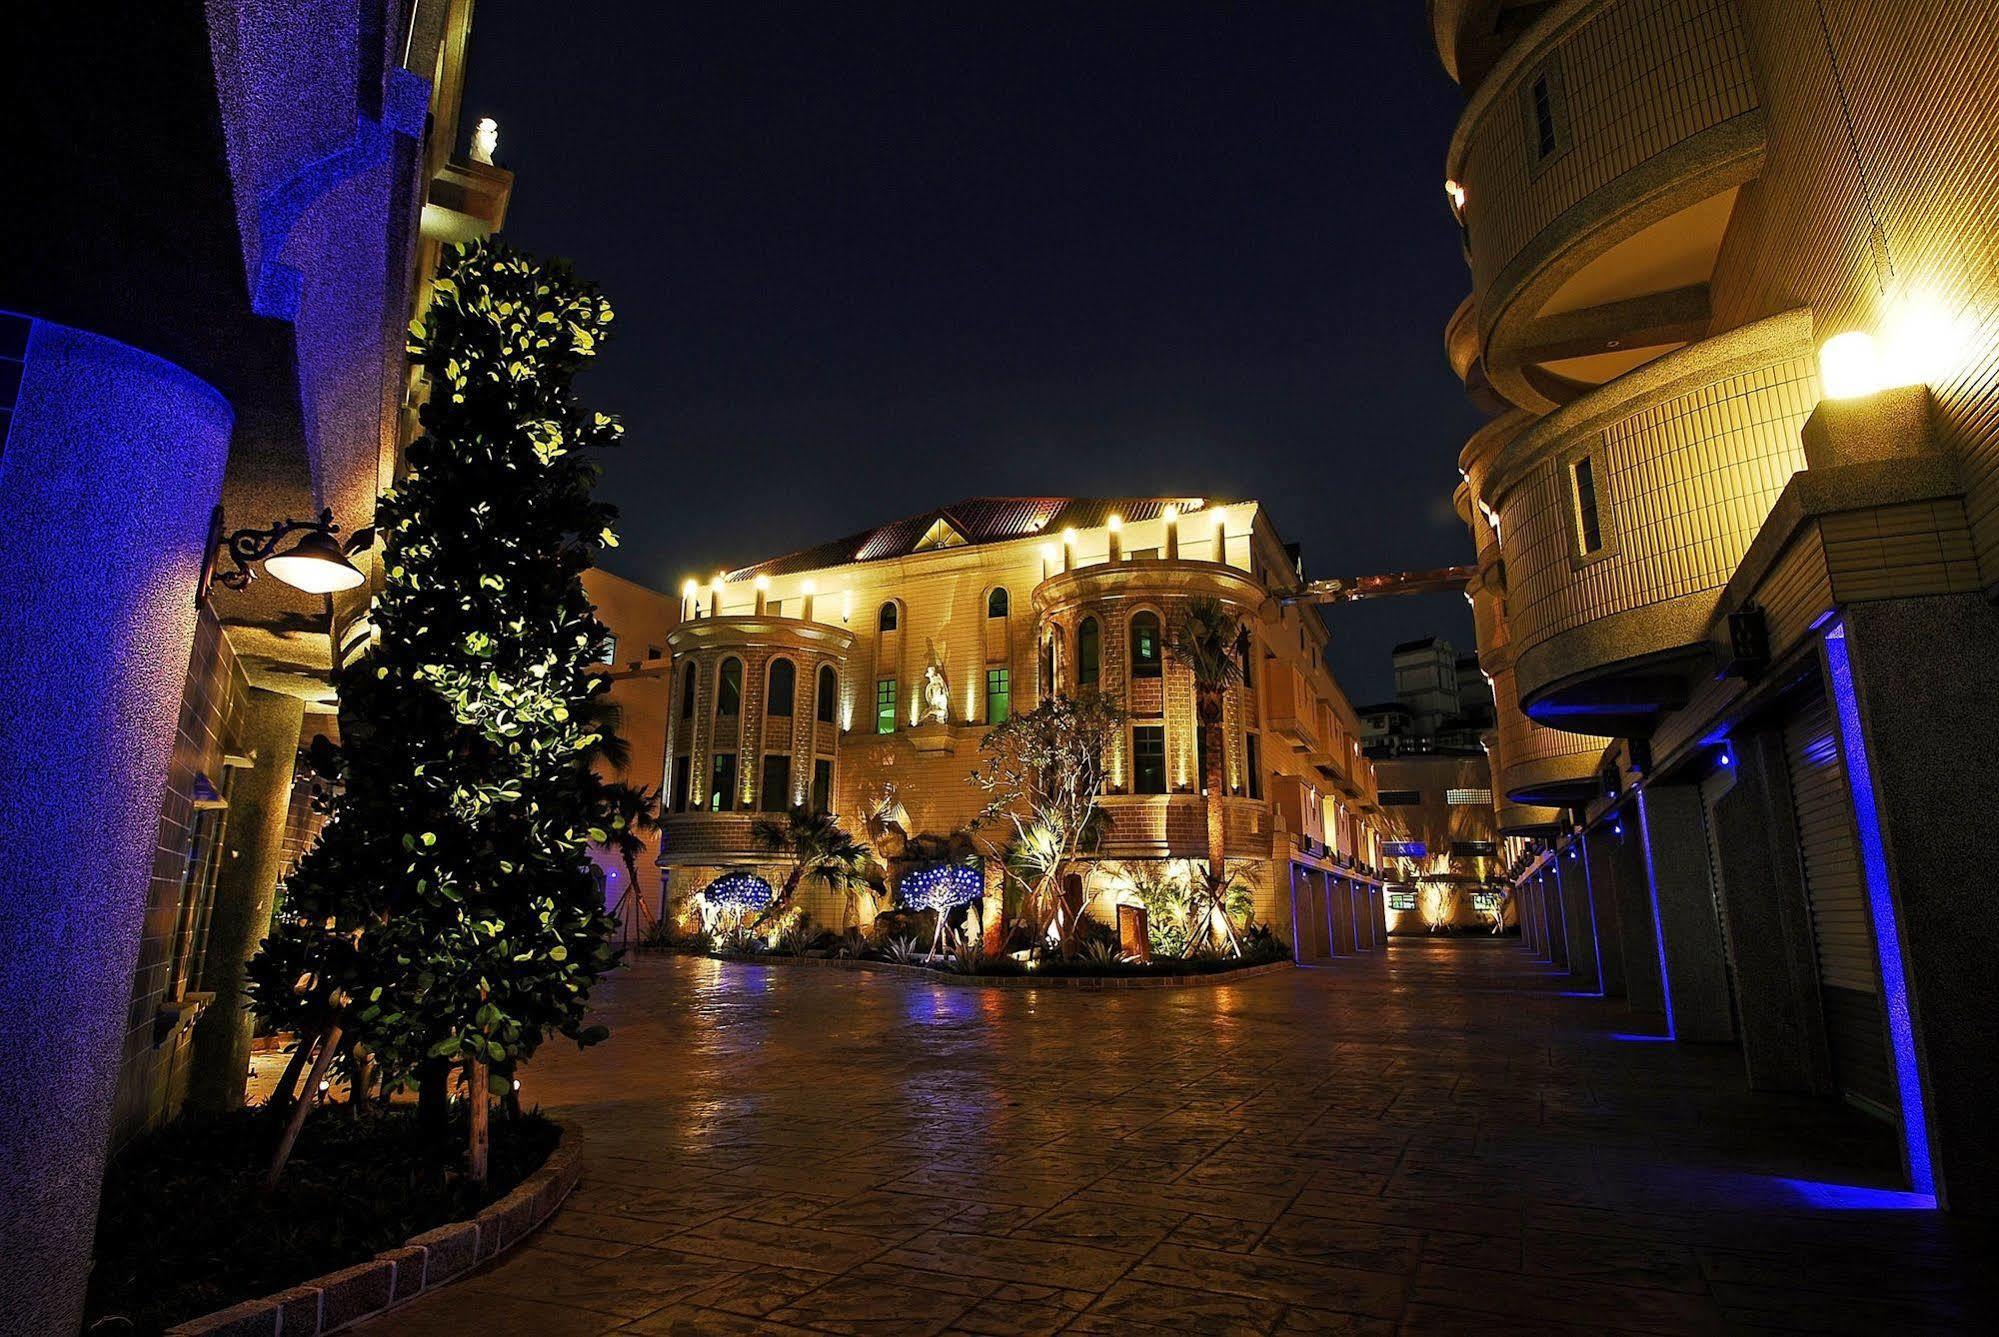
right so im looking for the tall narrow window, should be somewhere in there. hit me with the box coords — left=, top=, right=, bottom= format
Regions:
left=767, top=657, right=796, bottom=717
left=1130, top=612, right=1162, bottom=678
left=987, top=588, right=1009, bottom=619
left=709, top=752, right=739, bottom=811
left=986, top=667, right=1011, bottom=724
left=717, top=657, right=743, bottom=717
left=876, top=678, right=897, bottom=734
left=879, top=602, right=898, bottom=632
left=1572, top=456, right=1604, bottom=555
left=1077, top=617, right=1101, bottom=687
left=671, top=754, right=692, bottom=813
left=595, top=634, right=619, bottom=666
left=1132, top=725, right=1167, bottom=794
left=1039, top=636, right=1055, bottom=699
left=811, top=758, right=834, bottom=814
left=816, top=664, right=838, bottom=723
left=1532, top=74, right=1556, bottom=157
left=759, top=754, right=791, bottom=812
left=679, top=664, right=698, bottom=719
left=1245, top=732, right=1263, bottom=800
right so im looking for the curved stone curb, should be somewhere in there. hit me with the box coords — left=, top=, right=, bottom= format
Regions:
left=164, top=1123, right=584, bottom=1336
left=693, top=950, right=1297, bottom=989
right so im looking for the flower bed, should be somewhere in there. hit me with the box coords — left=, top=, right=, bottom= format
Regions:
left=85, top=1110, right=579, bottom=1336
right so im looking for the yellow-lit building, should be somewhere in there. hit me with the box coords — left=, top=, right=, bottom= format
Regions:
left=1433, top=0, right=1999, bottom=1210
left=656, top=498, right=1401, bottom=960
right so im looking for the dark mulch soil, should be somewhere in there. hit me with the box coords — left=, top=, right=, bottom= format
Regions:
left=85, top=1106, right=557, bottom=1335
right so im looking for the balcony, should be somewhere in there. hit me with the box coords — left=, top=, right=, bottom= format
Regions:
left=1447, top=0, right=1765, bottom=414
left=1262, top=660, right=1324, bottom=755
left=1484, top=309, right=1815, bottom=734
left=421, top=154, right=513, bottom=245
left=1490, top=663, right=1607, bottom=812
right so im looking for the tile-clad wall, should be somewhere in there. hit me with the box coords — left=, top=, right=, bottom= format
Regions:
left=1455, top=0, right=1758, bottom=305
left=1491, top=663, right=1605, bottom=787
left=1502, top=355, right=1817, bottom=664
left=1713, top=0, right=1999, bottom=585
left=110, top=605, right=249, bottom=1147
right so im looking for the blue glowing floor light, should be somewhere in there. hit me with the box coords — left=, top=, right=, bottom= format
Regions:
left=1823, top=622, right=1934, bottom=1197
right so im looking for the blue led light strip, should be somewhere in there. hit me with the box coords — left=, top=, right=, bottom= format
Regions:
left=1635, top=790, right=1677, bottom=1039
left=1823, top=622, right=1934, bottom=1197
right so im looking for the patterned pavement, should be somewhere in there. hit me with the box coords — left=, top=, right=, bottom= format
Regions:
left=357, top=938, right=1996, bottom=1335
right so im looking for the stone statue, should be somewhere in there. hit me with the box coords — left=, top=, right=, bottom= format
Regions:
left=922, top=663, right=949, bottom=724
left=471, top=117, right=499, bottom=165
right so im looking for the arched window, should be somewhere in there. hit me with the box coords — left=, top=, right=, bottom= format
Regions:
left=767, top=658, right=795, bottom=717
left=717, top=657, right=743, bottom=717
left=816, top=664, right=838, bottom=723
left=1130, top=612, right=1162, bottom=678
left=1077, top=616, right=1101, bottom=686
left=987, top=588, right=1009, bottom=619
left=678, top=663, right=698, bottom=718
left=879, top=602, right=898, bottom=632
left=1039, top=635, right=1055, bottom=700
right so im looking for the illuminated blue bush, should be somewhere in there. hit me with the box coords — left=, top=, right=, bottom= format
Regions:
left=703, top=871, right=774, bottom=911
left=899, top=861, right=984, bottom=913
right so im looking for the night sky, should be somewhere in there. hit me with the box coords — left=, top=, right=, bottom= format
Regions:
left=463, top=2, right=1483, bottom=703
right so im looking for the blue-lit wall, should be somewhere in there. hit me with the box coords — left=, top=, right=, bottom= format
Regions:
left=0, top=317, right=233, bottom=1331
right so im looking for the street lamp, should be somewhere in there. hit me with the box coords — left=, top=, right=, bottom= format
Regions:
left=201, top=506, right=370, bottom=604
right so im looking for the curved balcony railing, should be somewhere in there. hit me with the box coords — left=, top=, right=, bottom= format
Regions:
left=1447, top=0, right=1764, bottom=413
left=1484, top=310, right=1814, bottom=727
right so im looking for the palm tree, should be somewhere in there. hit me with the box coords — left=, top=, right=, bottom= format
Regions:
left=601, top=782, right=663, bottom=941
left=751, top=805, right=877, bottom=930
left=1169, top=597, right=1248, bottom=956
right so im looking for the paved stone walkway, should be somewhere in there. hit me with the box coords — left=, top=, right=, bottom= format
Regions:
left=359, top=938, right=1995, bottom=1335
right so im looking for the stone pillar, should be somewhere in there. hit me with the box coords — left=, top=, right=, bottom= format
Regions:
left=1637, top=785, right=1734, bottom=1043
left=1370, top=884, right=1388, bottom=947
left=187, top=689, right=306, bottom=1111
left=1580, top=833, right=1625, bottom=997
left=1518, top=878, right=1539, bottom=954
left=1595, top=818, right=1664, bottom=1015
left=1352, top=881, right=1374, bottom=951
left=1832, top=598, right=1999, bottom=1211
left=0, top=320, right=233, bottom=1333
left=1710, top=727, right=1831, bottom=1095
left=1554, top=854, right=1598, bottom=989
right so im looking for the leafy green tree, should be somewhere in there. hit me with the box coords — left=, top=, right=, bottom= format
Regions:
left=249, top=239, right=624, bottom=1183
left=1169, top=597, right=1248, bottom=956
left=750, top=805, right=876, bottom=930
left=972, top=691, right=1123, bottom=955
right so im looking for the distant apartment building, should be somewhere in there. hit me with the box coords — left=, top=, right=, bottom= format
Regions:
left=656, top=498, right=1402, bottom=961
left=1433, top=0, right=1999, bottom=1210
left=581, top=569, right=680, bottom=933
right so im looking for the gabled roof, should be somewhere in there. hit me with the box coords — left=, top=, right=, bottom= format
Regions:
left=729, top=496, right=1227, bottom=580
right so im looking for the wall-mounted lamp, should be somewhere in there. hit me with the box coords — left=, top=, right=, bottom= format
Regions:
left=201, top=505, right=369, bottom=605
left=1818, top=330, right=1887, bottom=400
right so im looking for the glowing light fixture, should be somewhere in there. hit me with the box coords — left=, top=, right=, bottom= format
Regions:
left=207, top=506, right=369, bottom=599
left=1444, top=179, right=1466, bottom=211
left=264, top=528, right=367, bottom=593
left=1818, top=330, right=1885, bottom=399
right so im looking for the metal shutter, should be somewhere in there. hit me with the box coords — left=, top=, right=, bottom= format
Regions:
left=1783, top=693, right=1892, bottom=1115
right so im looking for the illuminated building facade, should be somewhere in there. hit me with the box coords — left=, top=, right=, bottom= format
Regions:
left=656, top=498, right=1401, bottom=957
left=1435, top=0, right=1999, bottom=1208
left=0, top=3, right=508, bottom=1325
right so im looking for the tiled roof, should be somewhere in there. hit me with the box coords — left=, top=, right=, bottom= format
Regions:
left=729, top=496, right=1227, bottom=579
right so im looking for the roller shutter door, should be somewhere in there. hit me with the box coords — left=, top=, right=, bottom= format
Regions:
left=1783, top=694, right=1893, bottom=1118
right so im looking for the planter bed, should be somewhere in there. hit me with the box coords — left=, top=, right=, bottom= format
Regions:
left=85, top=1111, right=581, bottom=1337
